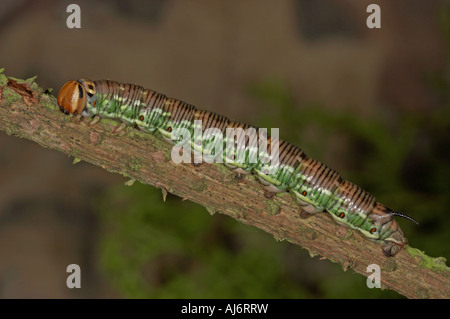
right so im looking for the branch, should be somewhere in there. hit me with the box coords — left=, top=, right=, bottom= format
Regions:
left=0, top=71, right=448, bottom=299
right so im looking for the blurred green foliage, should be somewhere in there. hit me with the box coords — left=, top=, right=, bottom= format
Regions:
left=98, top=184, right=311, bottom=298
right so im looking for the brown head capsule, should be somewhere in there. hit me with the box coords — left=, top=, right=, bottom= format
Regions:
left=57, top=80, right=93, bottom=115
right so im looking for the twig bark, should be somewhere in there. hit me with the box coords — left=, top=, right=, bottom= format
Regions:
left=0, top=72, right=449, bottom=299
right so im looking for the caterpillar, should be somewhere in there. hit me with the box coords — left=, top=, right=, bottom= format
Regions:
left=57, top=79, right=418, bottom=257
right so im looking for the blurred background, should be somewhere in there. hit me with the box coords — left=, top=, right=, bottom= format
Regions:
left=0, top=0, right=448, bottom=298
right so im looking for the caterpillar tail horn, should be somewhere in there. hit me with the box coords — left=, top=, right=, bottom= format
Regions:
left=390, top=210, right=419, bottom=225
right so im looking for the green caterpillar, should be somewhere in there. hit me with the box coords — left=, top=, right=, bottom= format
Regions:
left=57, top=79, right=418, bottom=257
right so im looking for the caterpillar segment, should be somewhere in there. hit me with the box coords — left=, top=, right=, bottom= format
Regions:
left=57, top=79, right=418, bottom=257
left=254, top=138, right=300, bottom=193
left=192, top=109, right=229, bottom=162
left=158, top=98, right=196, bottom=144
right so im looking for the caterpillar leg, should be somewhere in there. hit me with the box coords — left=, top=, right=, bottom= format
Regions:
left=112, top=122, right=128, bottom=134
left=292, top=193, right=322, bottom=215
left=263, top=184, right=286, bottom=198
left=224, top=166, right=250, bottom=181
left=298, top=208, right=315, bottom=219
left=382, top=241, right=405, bottom=257
left=264, top=190, right=277, bottom=199
left=73, top=113, right=83, bottom=123
left=88, top=115, right=101, bottom=126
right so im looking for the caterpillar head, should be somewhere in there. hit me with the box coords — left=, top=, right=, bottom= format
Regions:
left=57, top=79, right=96, bottom=115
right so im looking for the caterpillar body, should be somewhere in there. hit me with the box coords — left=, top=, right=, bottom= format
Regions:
left=57, top=79, right=418, bottom=257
